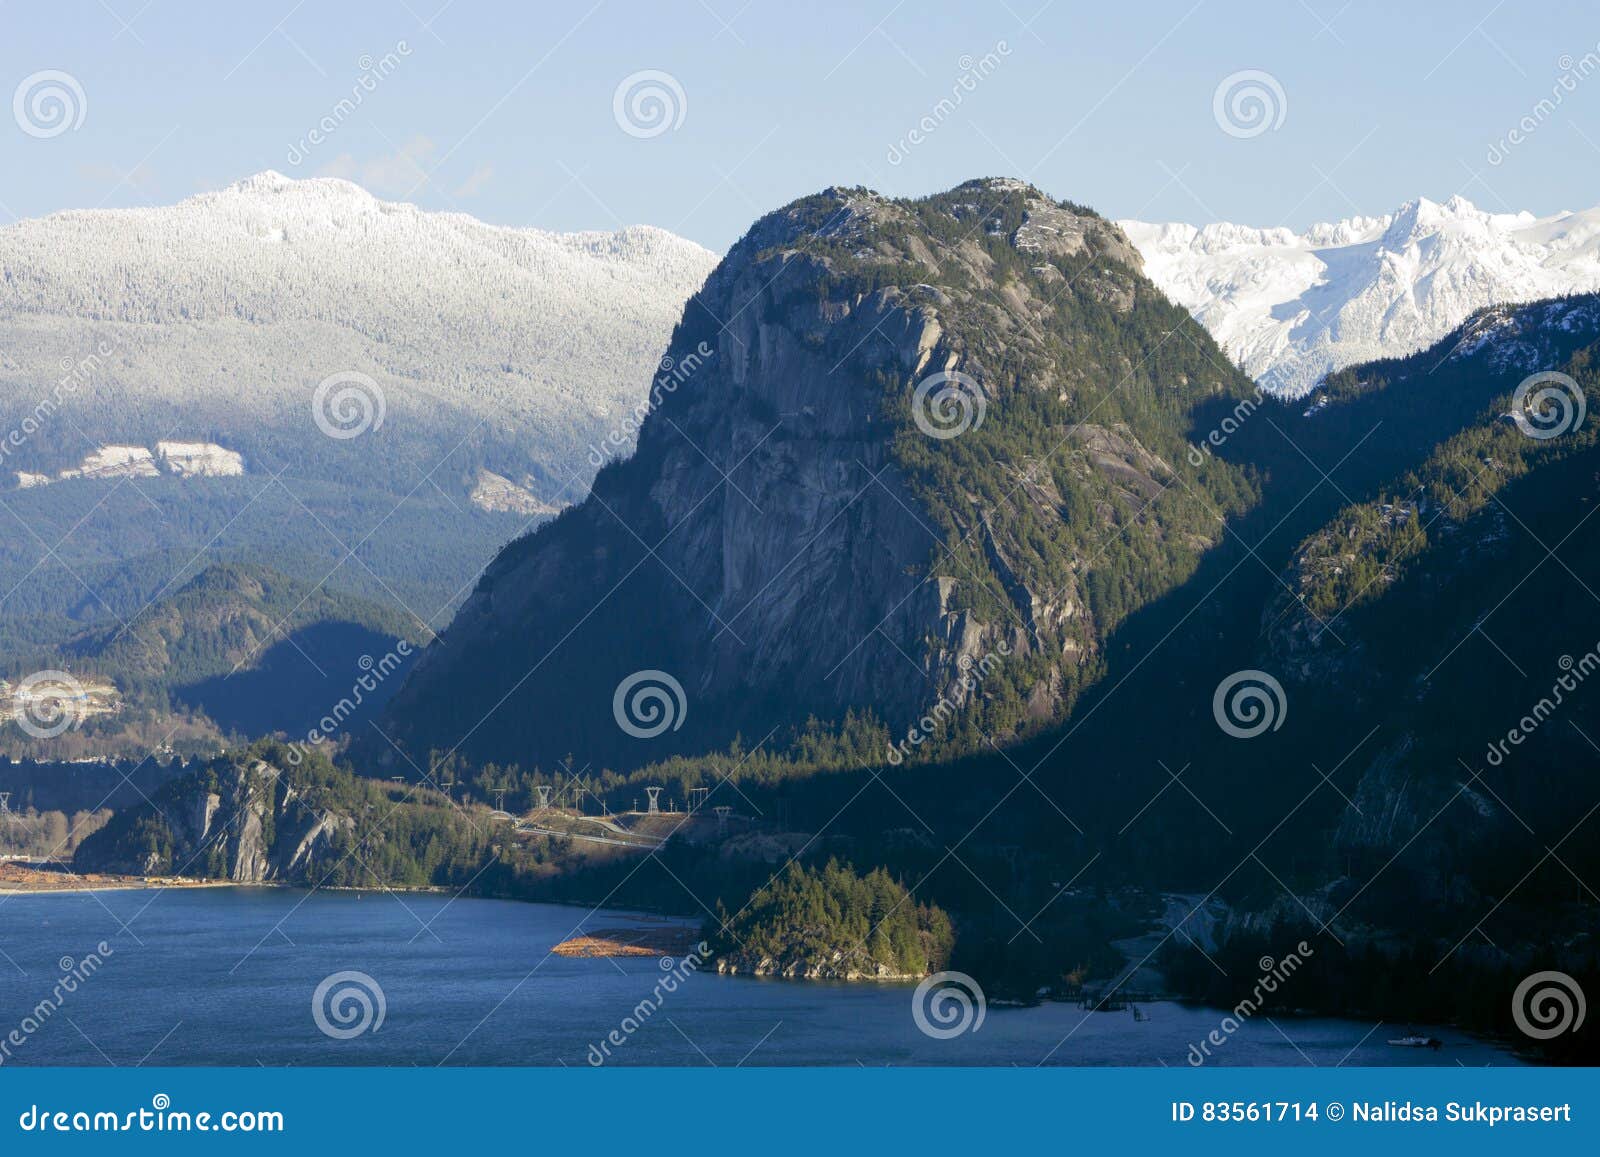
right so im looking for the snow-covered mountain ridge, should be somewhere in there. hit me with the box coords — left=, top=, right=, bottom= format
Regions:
left=1120, top=195, right=1600, bottom=397
left=0, top=172, right=719, bottom=647
left=0, top=171, right=719, bottom=498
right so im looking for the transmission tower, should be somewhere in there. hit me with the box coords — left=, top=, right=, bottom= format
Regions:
left=645, top=787, right=662, bottom=815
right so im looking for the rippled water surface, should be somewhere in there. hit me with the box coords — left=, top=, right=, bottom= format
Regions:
left=0, top=887, right=1519, bottom=1067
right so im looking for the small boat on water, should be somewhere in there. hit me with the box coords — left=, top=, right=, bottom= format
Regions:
left=1387, top=1033, right=1443, bottom=1050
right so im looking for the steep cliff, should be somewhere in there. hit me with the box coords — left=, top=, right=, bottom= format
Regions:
left=380, top=179, right=1258, bottom=772
left=74, top=747, right=353, bottom=880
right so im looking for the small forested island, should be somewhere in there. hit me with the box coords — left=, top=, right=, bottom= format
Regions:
left=708, top=860, right=954, bottom=980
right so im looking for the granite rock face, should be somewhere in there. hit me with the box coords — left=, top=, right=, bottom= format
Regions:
left=75, top=756, right=350, bottom=881
left=381, top=180, right=1251, bottom=772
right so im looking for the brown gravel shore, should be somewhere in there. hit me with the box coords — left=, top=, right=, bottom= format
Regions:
left=551, top=923, right=703, bottom=958
left=0, top=862, right=236, bottom=894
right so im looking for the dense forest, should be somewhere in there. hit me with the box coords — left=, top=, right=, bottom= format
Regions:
left=708, top=860, right=954, bottom=979
left=0, top=807, right=110, bottom=858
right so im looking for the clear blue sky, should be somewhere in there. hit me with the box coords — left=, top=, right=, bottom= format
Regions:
left=3, top=0, right=1598, bottom=249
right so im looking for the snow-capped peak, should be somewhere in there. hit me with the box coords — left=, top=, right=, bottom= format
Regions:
left=225, top=169, right=299, bottom=193
left=215, top=169, right=378, bottom=203
left=1120, top=196, right=1600, bottom=396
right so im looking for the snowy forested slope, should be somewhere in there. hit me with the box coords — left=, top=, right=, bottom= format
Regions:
left=0, top=174, right=718, bottom=670
left=0, top=171, right=718, bottom=499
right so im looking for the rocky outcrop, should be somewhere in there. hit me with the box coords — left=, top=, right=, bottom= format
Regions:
left=74, top=753, right=351, bottom=881
left=380, top=179, right=1253, bottom=772
left=713, top=954, right=922, bottom=981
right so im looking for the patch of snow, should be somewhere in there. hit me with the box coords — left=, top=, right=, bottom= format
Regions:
left=468, top=468, right=564, bottom=517
left=157, top=440, right=244, bottom=477
left=62, top=445, right=158, bottom=481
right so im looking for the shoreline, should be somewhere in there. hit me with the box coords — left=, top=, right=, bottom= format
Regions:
left=0, top=862, right=249, bottom=895
left=0, top=862, right=483, bottom=898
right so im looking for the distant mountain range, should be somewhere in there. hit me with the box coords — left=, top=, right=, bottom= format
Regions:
left=0, top=174, right=717, bottom=752
left=0, top=170, right=718, bottom=504
left=1, top=559, right=427, bottom=759
left=1121, top=196, right=1600, bottom=396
